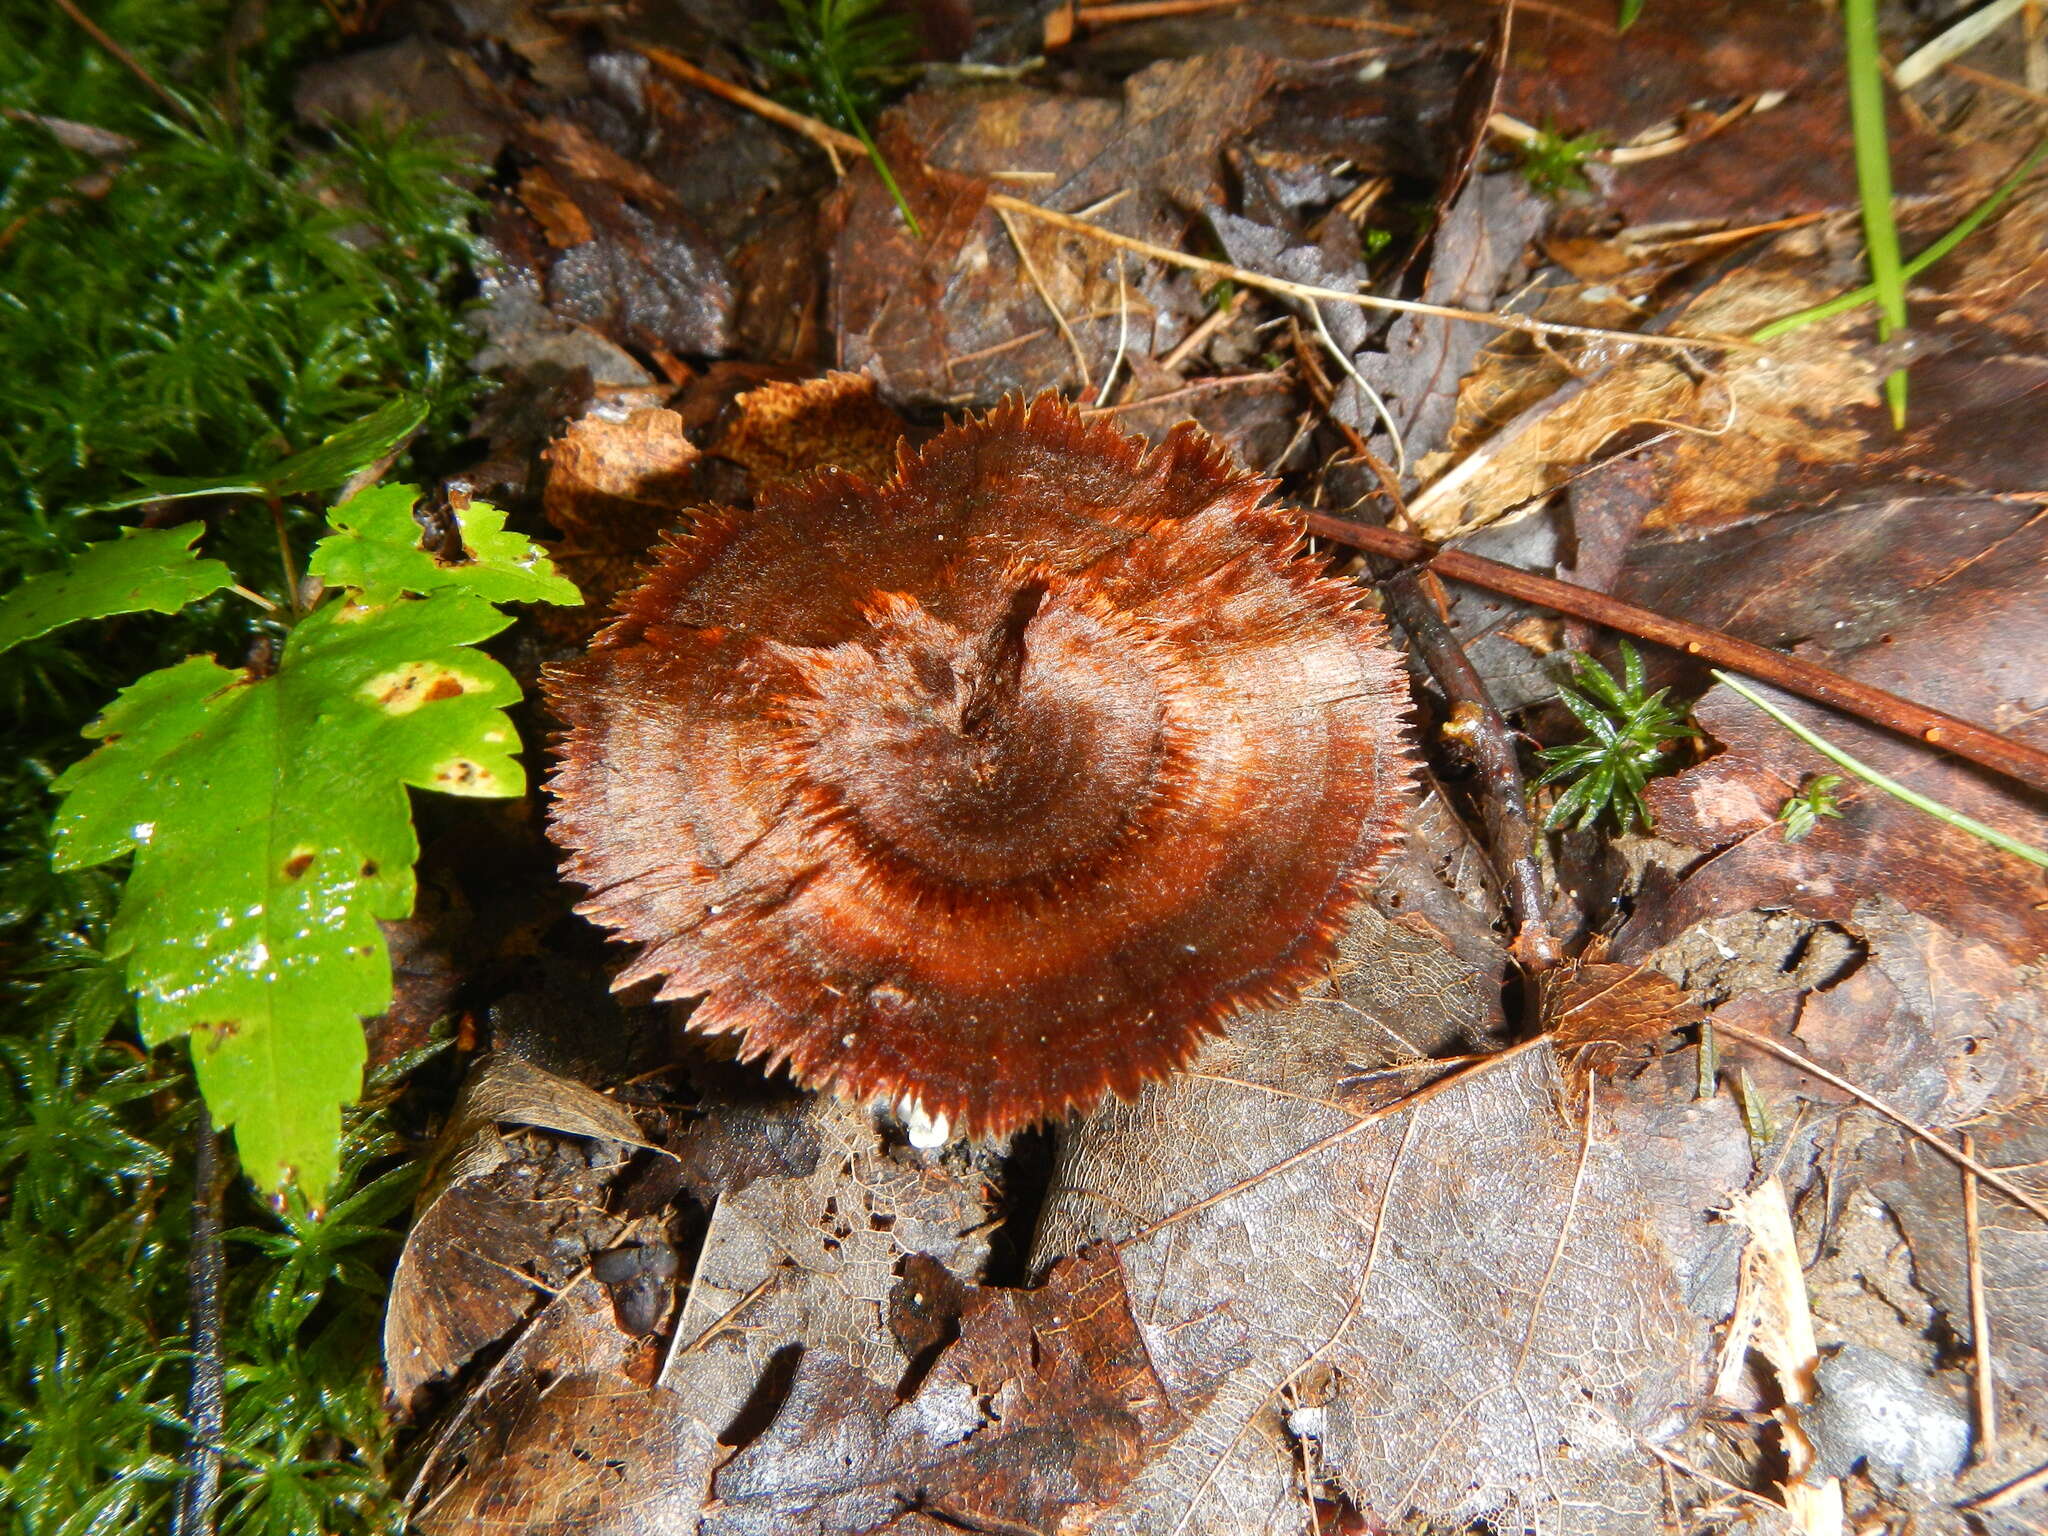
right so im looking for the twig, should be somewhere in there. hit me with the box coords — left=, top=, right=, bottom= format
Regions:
left=1637, top=1435, right=1788, bottom=1517
left=1295, top=351, right=1564, bottom=964
left=266, top=497, right=302, bottom=617
left=1966, top=1460, right=2048, bottom=1510
left=1067, top=0, right=1249, bottom=29
left=228, top=583, right=278, bottom=613
left=172, top=1108, right=226, bottom=1536
left=1380, top=564, right=1564, bottom=969
left=1297, top=511, right=2048, bottom=797
left=638, top=44, right=864, bottom=160
left=990, top=196, right=1755, bottom=356
left=1895, top=0, right=2031, bottom=87
left=1082, top=371, right=1287, bottom=416
left=1964, top=1130, right=1999, bottom=1461
left=1942, top=60, right=2048, bottom=109
left=661, top=1272, right=778, bottom=1377
left=50, top=0, right=190, bottom=120
left=1713, top=1022, right=2048, bottom=1227
left=1121, top=1036, right=1549, bottom=1246
left=1160, top=288, right=1249, bottom=372
left=1099, top=256, right=1131, bottom=404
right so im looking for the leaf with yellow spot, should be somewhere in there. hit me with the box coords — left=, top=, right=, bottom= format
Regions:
left=49, top=487, right=574, bottom=1205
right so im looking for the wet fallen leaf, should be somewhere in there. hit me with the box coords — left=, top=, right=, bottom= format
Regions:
left=411, top=1275, right=721, bottom=1536
left=1880, top=1104, right=2048, bottom=1404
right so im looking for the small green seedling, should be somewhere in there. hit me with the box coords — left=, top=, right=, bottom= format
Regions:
left=1518, top=124, right=1606, bottom=198
left=1535, top=642, right=1690, bottom=834
left=1777, top=774, right=1845, bottom=842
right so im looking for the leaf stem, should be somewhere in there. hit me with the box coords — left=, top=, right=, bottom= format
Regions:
left=267, top=496, right=302, bottom=616
left=170, top=1107, right=226, bottom=1536
left=1710, top=670, right=2048, bottom=868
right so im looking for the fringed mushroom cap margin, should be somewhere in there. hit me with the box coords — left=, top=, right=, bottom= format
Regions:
left=544, top=394, right=1416, bottom=1137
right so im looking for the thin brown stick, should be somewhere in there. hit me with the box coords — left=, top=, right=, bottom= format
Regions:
left=1271, top=8, right=1427, bottom=35
left=1966, top=1460, right=2048, bottom=1510
left=1321, top=420, right=1565, bottom=965
left=665, top=1272, right=778, bottom=1368
left=1382, top=566, right=1564, bottom=969
left=266, top=497, right=303, bottom=616
left=1964, top=1130, right=2000, bottom=1459
left=1069, top=0, right=1248, bottom=27
left=50, top=0, right=189, bottom=119
left=1122, top=1036, right=1549, bottom=1246
left=1299, top=511, right=2048, bottom=797
left=1160, top=287, right=1249, bottom=372
left=1082, top=371, right=1287, bottom=417
left=1714, top=1023, right=2048, bottom=1227
left=1636, top=1436, right=1787, bottom=1516
left=638, top=44, right=864, bottom=159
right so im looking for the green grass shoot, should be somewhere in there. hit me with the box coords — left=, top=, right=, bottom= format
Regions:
left=1842, top=0, right=1910, bottom=428
left=1754, top=135, right=2048, bottom=342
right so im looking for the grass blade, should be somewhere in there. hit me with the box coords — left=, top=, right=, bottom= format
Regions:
left=1754, top=135, right=2048, bottom=342
left=1843, top=0, right=1910, bottom=427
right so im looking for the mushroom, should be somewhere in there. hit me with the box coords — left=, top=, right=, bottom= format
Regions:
left=544, top=394, right=1414, bottom=1137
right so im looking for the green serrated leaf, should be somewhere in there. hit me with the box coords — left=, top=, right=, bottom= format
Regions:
left=0, top=524, right=233, bottom=656
left=308, top=484, right=582, bottom=607
left=48, top=592, right=530, bottom=1206
left=88, top=395, right=429, bottom=511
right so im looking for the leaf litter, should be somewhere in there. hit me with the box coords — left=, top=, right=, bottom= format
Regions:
left=86, top=0, right=2048, bottom=1530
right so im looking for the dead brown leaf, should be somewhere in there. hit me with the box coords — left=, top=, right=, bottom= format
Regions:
left=411, top=1276, right=721, bottom=1536
left=1881, top=1104, right=2048, bottom=1405
left=539, top=404, right=701, bottom=627
left=1033, top=928, right=1741, bottom=1535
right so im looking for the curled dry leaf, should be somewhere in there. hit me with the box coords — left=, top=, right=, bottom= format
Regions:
left=544, top=393, right=1415, bottom=1136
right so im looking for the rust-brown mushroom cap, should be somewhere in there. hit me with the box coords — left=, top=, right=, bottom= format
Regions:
left=544, top=394, right=1415, bottom=1136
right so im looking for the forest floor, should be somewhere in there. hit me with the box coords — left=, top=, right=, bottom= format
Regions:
left=4, top=0, right=2048, bottom=1533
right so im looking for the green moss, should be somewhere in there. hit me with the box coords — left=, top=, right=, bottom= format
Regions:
left=0, top=4, right=485, bottom=1529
